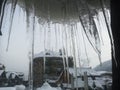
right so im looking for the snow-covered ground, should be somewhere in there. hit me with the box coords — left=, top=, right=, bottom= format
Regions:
left=0, top=87, right=16, bottom=90
left=36, top=82, right=62, bottom=90
left=0, top=85, right=25, bottom=90
left=0, top=83, right=62, bottom=90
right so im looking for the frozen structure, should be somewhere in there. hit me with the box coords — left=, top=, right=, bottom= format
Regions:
left=33, top=50, right=73, bottom=88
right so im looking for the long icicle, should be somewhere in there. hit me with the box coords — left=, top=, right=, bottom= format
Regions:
left=76, top=0, right=102, bottom=65
left=6, top=0, right=18, bottom=51
left=71, top=24, right=78, bottom=90
left=64, top=25, right=70, bottom=85
left=61, top=25, right=66, bottom=72
left=29, top=4, right=35, bottom=90
left=43, top=23, right=46, bottom=81
left=75, top=0, right=100, bottom=56
left=74, top=23, right=83, bottom=80
left=99, top=0, right=117, bottom=66
left=95, top=15, right=104, bottom=45
left=0, top=0, right=7, bottom=34
left=75, top=23, right=82, bottom=75
left=55, top=24, right=58, bottom=51
left=81, top=25, right=90, bottom=66
left=84, top=0, right=102, bottom=65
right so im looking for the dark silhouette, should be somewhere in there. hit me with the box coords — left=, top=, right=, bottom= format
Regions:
left=111, top=0, right=120, bottom=89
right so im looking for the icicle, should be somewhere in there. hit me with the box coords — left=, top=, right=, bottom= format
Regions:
left=47, top=1, right=51, bottom=51
left=75, top=23, right=82, bottom=68
left=0, top=0, right=7, bottom=35
left=6, top=0, right=18, bottom=51
left=76, top=0, right=102, bottom=65
left=99, top=0, right=117, bottom=66
left=24, top=0, right=32, bottom=33
left=28, top=4, right=35, bottom=90
left=43, top=24, right=46, bottom=79
left=55, top=24, right=58, bottom=51
left=64, top=24, right=70, bottom=84
left=95, top=15, right=104, bottom=45
left=85, top=0, right=101, bottom=56
left=81, top=25, right=90, bottom=66
left=61, top=25, right=66, bottom=72
left=70, top=24, right=78, bottom=90
left=76, top=3, right=98, bottom=56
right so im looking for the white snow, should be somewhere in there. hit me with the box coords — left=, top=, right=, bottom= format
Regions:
left=63, top=77, right=104, bottom=89
left=0, top=85, right=26, bottom=90
left=34, top=50, right=62, bottom=59
left=15, top=85, right=26, bottom=90
left=6, top=71, right=18, bottom=79
left=36, top=82, right=62, bottom=90
left=0, top=87, right=16, bottom=90
left=68, top=67, right=101, bottom=77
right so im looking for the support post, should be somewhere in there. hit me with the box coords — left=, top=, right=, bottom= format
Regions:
left=84, top=72, right=89, bottom=90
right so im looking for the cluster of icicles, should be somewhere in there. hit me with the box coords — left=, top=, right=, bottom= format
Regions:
left=0, top=0, right=114, bottom=89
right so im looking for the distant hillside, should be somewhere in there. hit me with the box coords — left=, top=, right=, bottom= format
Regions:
left=94, top=60, right=112, bottom=72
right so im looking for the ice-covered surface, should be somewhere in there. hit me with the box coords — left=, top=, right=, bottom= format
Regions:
left=36, top=82, right=62, bottom=90
left=68, top=67, right=101, bottom=77
left=34, top=50, right=62, bottom=59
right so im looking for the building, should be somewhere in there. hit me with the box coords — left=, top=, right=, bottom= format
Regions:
left=33, top=50, right=73, bottom=88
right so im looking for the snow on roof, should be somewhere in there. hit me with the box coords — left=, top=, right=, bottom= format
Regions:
left=68, top=67, right=101, bottom=77
left=36, top=82, right=62, bottom=90
left=34, top=50, right=62, bottom=59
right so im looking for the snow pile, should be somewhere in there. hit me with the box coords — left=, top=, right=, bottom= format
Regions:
left=15, top=85, right=26, bottom=90
left=36, top=82, right=60, bottom=90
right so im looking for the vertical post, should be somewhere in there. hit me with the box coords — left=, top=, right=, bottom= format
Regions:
left=71, top=74, right=74, bottom=90
left=84, top=72, right=89, bottom=90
